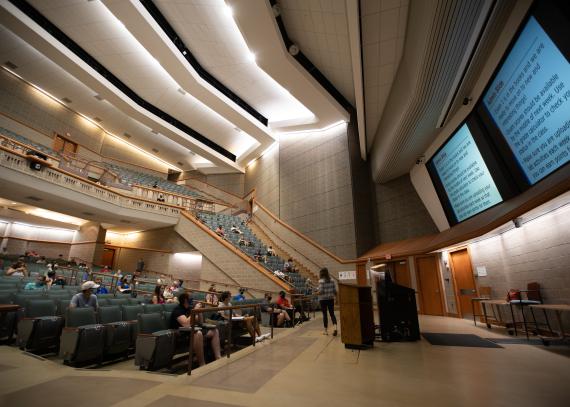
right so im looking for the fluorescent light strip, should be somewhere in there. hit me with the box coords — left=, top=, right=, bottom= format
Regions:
left=12, top=221, right=76, bottom=232
left=1, top=66, right=183, bottom=172
left=276, top=120, right=347, bottom=136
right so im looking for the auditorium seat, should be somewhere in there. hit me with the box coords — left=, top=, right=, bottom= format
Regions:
left=60, top=308, right=105, bottom=366
left=0, top=293, right=17, bottom=341
left=135, top=312, right=177, bottom=370
left=17, top=299, right=63, bottom=352
left=143, top=304, right=164, bottom=314
left=108, top=298, right=129, bottom=307
left=97, top=306, right=131, bottom=357
left=122, top=304, right=143, bottom=348
left=163, top=303, right=178, bottom=312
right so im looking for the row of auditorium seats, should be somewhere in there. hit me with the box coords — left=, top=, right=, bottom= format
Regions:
left=198, top=212, right=309, bottom=293
left=0, top=126, right=215, bottom=204
left=103, top=162, right=216, bottom=202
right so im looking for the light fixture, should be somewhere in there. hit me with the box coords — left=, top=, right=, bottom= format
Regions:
left=512, top=218, right=523, bottom=228
left=224, top=4, right=233, bottom=17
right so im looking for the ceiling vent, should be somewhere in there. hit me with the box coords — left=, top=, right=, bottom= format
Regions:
left=94, top=94, right=104, bottom=101
left=152, top=148, right=159, bottom=153
left=4, top=61, right=17, bottom=69
left=61, top=97, right=72, bottom=103
left=188, top=150, right=195, bottom=155
left=177, top=161, right=184, bottom=166
left=82, top=211, right=95, bottom=216
left=25, top=196, right=42, bottom=202
left=120, top=220, right=132, bottom=224
left=123, top=132, right=131, bottom=139
left=177, top=88, right=187, bottom=95
left=93, top=117, right=102, bottom=123
left=150, top=129, right=159, bottom=135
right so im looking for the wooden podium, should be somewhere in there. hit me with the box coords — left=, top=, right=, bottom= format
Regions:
left=339, top=283, right=375, bottom=349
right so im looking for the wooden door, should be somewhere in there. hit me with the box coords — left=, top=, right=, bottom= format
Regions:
left=53, top=134, right=77, bottom=154
left=101, top=248, right=115, bottom=268
left=449, top=249, right=477, bottom=317
left=416, top=256, right=444, bottom=316
left=394, top=260, right=411, bottom=288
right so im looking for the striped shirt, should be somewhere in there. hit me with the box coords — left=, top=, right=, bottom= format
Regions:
left=318, top=279, right=337, bottom=301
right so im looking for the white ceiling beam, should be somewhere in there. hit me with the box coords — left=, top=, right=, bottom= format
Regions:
left=346, top=0, right=366, bottom=160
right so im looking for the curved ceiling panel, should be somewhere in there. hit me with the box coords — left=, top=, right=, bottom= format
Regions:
left=24, top=0, right=259, bottom=160
left=151, top=0, right=315, bottom=129
left=370, top=0, right=490, bottom=183
left=227, top=0, right=349, bottom=132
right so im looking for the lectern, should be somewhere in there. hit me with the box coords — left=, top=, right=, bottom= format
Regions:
left=338, top=283, right=374, bottom=349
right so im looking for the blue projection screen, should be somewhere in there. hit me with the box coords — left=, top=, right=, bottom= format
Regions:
left=431, top=124, right=503, bottom=223
left=483, top=16, right=570, bottom=185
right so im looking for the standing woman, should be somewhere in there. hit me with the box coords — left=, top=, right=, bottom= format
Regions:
left=317, top=268, right=337, bottom=336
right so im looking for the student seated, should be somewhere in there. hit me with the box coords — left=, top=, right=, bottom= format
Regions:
left=205, top=284, right=219, bottom=306
left=70, top=281, right=99, bottom=309
left=152, top=284, right=165, bottom=304
left=233, top=288, right=246, bottom=302
left=36, top=256, right=47, bottom=264
left=230, top=224, right=243, bottom=234
left=24, top=275, right=48, bottom=291
left=266, top=246, right=275, bottom=256
left=157, top=193, right=165, bottom=203
left=215, top=225, right=225, bottom=238
left=117, top=277, right=131, bottom=293
left=276, top=291, right=306, bottom=324
left=6, top=261, right=27, bottom=277
left=170, top=292, right=222, bottom=366
left=253, top=250, right=266, bottom=263
left=261, top=292, right=291, bottom=327
left=95, top=277, right=108, bottom=294
left=218, top=291, right=267, bottom=341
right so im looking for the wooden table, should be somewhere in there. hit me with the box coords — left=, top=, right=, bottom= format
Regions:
left=529, top=304, right=570, bottom=344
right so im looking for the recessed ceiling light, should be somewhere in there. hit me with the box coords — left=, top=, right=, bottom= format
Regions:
left=151, top=129, right=159, bottom=135
left=94, top=94, right=104, bottom=101
left=177, top=88, right=187, bottom=95
left=177, top=161, right=184, bottom=166
left=61, top=97, right=72, bottom=103
left=10, top=202, right=18, bottom=205
left=152, top=148, right=159, bottom=153
left=224, top=5, right=233, bottom=17
left=25, top=196, right=42, bottom=202
left=4, top=61, right=17, bottom=69
left=188, top=150, right=195, bottom=155
left=123, top=132, right=131, bottom=139
left=93, top=117, right=102, bottom=122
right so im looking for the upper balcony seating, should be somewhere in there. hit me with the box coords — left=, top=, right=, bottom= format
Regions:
left=103, top=162, right=216, bottom=202
left=197, top=212, right=308, bottom=293
left=0, top=127, right=215, bottom=204
left=0, top=127, right=59, bottom=157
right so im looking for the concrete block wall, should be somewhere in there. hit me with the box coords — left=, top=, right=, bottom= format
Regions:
left=175, top=215, right=287, bottom=293
left=245, top=143, right=280, bottom=215
left=375, top=174, right=438, bottom=243
left=280, top=125, right=356, bottom=259
left=252, top=203, right=357, bottom=279
left=469, top=198, right=570, bottom=304
left=205, top=173, right=245, bottom=197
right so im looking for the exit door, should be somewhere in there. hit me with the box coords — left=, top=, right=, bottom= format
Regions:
left=101, top=248, right=115, bottom=268
left=415, top=256, right=444, bottom=316
left=449, top=249, right=477, bottom=318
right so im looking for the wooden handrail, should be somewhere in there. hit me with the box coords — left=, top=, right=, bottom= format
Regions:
left=180, top=211, right=293, bottom=292
left=252, top=198, right=358, bottom=264
left=132, top=182, right=230, bottom=208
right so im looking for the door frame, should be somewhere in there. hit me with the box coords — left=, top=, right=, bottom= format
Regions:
left=414, top=254, right=446, bottom=316
left=101, top=246, right=116, bottom=269
left=448, top=248, right=479, bottom=319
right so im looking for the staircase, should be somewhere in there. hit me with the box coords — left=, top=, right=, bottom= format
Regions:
left=247, top=221, right=319, bottom=284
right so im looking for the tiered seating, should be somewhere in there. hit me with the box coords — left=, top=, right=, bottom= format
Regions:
left=197, top=212, right=307, bottom=293
left=104, top=162, right=216, bottom=202
left=0, top=127, right=59, bottom=157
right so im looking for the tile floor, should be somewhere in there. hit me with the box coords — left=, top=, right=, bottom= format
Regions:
left=0, top=315, right=569, bottom=407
